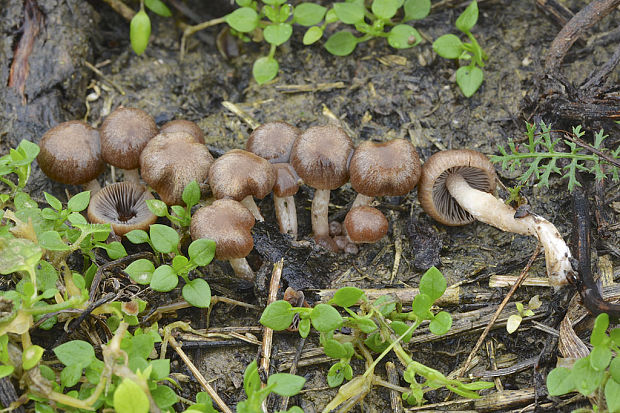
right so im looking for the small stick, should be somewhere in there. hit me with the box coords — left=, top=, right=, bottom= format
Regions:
left=485, top=340, right=504, bottom=391
left=458, top=245, right=541, bottom=377
left=390, top=211, right=402, bottom=283
left=180, top=17, right=226, bottom=60
left=83, top=61, right=126, bottom=95
left=168, top=336, right=233, bottom=413
left=89, top=251, right=154, bottom=300
left=274, top=82, right=346, bottom=93
left=385, top=362, right=404, bottom=413
left=222, top=101, right=259, bottom=130
left=489, top=275, right=550, bottom=288
left=315, top=285, right=461, bottom=306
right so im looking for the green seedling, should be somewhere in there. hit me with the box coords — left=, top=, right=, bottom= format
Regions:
left=506, top=295, right=541, bottom=334
left=260, top=267, right=493, bottom=409
left=433, top=0, right=487, bottom=97
left=236, top=360, right=305, bottom=412
left=492, top=122, right=619, bottom=192
left=547, top=313, right=620, bottom=413
left=130, top=0, right=172, bottom=55
left=0, top=139, right=39, bottom=198
left=145, top=179, right=200, bottom=229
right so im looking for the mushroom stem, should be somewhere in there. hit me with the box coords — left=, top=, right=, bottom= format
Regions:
left=351, top=193, right=374, bottom=209
left=83, top=179, right=101, bottom=194
left=240, top=195, right=264, bottom=222
left=312, top=189, right=331, bottom=239
left=229, top=258, right=254, bottom=281
left=122, top=168, right=141, bottom=184
left=445, top=174, right=573, bottom=286
left=274, top=195, right=298, bottom=238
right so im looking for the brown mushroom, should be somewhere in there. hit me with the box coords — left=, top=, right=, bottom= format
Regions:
left=349, top=139, right=421, bottom=208
left=290, top=125, right=354, bottom=251
left=208, top=149, right=275, bottom=222
left=418, top=149, right=573, bottom=286
left=160, top=119, right=205, bottom=144
left=344, top=206, right=389, bottom=244
left=140, top=131, right=214, bottom=205
left=87, top=182, right=157, bottom=236
left=246, top=121, right=300, bottom=163
left=190, top=199, right=255, bottom=280
left=100, top=107, right=158, bottom=183
left=37, top=121, right=105, bottom=192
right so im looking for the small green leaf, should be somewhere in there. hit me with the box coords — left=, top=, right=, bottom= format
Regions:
left=591, top=313, right=610, bottom=346
left=150, top=265, right=178, bottom=292
left=429, top=311, right=452, bottom=335
left=172, top=255, right=189, bottom=273
left=590, top=346, right=612, bottom=371
left=260, top=300, right=294, bottom=330
left=351, top=317, right=377, bottom=334
left=433, top=34, right=464, bottom=59
left=372, top=0, right=400, bottom=20
left=226, top=7, right=259, bottom=33
left=145, top=0, right=171, bottom=17
left=114, top=378, right=149, bottom=413
left=506, top=314, right=522, bottom=334
left=299, top=318, right=311, bottom=338
left=322, top=338, right=347, bottom=359
left=22, top=345, right=44, bottom=370
left=333, top=3, right=365, bottom=24
left=130, top=9, right=151, bottom=56
left=53, top=340, right=95, bottom=368
left=412, top=293, right=433, bottom=320
left=267, top=373, right=305, bottom=396
left=573, top=357, right=604, bottom=396
left=404, top=0, right=431, bottom=21
left=455, top=0, right=478, bottom=33
left=303, top=26, right=323, bottom=45
left=38, top=231, right=70, bottom=251
left=125, top=259, right=155, bottom=285
left=330, top=287, right=364, bottom=308
left=391, top=321, right=413, bottom=343
left=152, top=385, right=178, bottom=409
left=243, top=360, right=261, bottom=395
left=456, top=66, right=483, bottom=97
left=182, top=180, right=201, bottom=207
left=264, top=23, right=293, bottom=46
left=60, top=364, right=82, bottom=387
left=67, top=191, right=90, bottom=212
left=419, top=266, right=446, bottom=302
left=610, top=357, right=620, bottom=383
left=44, top=192, right=62, bottom=211
left=149, top=359, right=170, bottom=381
left=253, top=57, right=279, bottom=84
left=387, top=25, right=421, bottom=49
left=324, top=31, right=358, bottom=56
left=327, top=362, right=346, bottom=387
left=147, top=199, right=168, bottom=217
left=150, top=224, right=179, bottom=254
left=0, top=365, right=13, bottom=379
left=100, top=241, right=127, bottom=260
left=188, top=239, right=216, bottom=266
left=310, top=304, right=343, bottom=332
left=67, top=211, right=87, bottom=225
left=126, top=229, right=150, bottom=244
left=294, top=3, right=327, bottom=26
left=0, top=238, right=42, bottom=274
left=182, top=279, right=211, bottom=308
left=605, top=378, right=620, bottom=413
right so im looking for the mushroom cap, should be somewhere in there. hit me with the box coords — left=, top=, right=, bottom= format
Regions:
left=140, top=131, right=214, bottom=206
left=37, top=121, right=105, bottom=186
left=246, top=121, right=300, bottom=163
left=100, top=107, right=158, bottom=170
left=87, top=182, right=157, bottom=236
left=344, top=206, right=388, bottom=243
left=190, top=199, right=255, bottom=260
left=208, top=149, right=276, bottom=201
left=418, top=149, right=497, bottom=226
left=273, top=163, right=302, bottom=198
left=160, top=119, right=205, bottom=144
left=349, top=139, right=421, bottom=196
left=290, top=125, right=354, bottom=190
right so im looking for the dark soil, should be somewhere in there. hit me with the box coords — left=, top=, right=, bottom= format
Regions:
left=1, top=0, right=618, bottom=411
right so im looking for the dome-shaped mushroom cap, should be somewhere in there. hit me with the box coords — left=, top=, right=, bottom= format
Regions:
left=344, top=206, right=388, bottom=243
left=37, top=121, right=105, bottom=186
left=160, top=119, right=205, bottom=144
left=87, top=182, right=157, bottom=236
left=140, top=131, right=214, bottom=206
left=349, top=139, right=421, bottom=197
left=100, top=107, right=158, bottom=170
left=246, top=121, right=300, bottom=163
left=190, top=199, right=255, bottom=260
left=208, top=149, right=276, bottom=201
left=418, top=149, right=497, bottom=226
left=273, top=163, right=302, bottom=197
left=290, top=125, right=354, bottom=190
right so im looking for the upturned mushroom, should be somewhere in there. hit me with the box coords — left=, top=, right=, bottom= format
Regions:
left=160, top=119, right=205, bottom=144
left=190, top=199, right=255, bottom=280
left=349, top=139, right=421, bottom=208
left=87, top=182, right=157, bottom=236
left=100, top=107, right=158, bottom=183
left=290, top=125, right=354, bottom=250
left=208, top=149, right=275, bottom=222
left=140, top=131, right=214, bottom=205
left=37, top=120, right=105, bottom=192
left=417, top=149, right=574, bottom=286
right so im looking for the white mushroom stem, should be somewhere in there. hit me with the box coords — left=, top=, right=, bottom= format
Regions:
left=229, top=258, right=254, bottom=281
left=240, top=195, right=264, bottom=222
left=312, top=189, right=331, bottom=239
left=83, top=179, right=101, bottom=194
left=351, top=193, right=374, bottom=209
left=445, top=174, right=574, bottom=286
left=122, top=168, right=141, bottom=184
left=274, top=195, right=298, bottom=239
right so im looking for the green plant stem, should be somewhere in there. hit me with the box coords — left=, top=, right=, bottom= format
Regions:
left=23, top=296, right=83, bottom=315
left=363, top=321, right=418, bottom=379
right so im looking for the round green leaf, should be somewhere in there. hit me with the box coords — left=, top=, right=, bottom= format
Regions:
left=0, top=365, right=14, bottom=379
left=125, top=229, right=149, bottom=244
left=53, top=340, right=95, bottom=368
left=130, top=10, right=151, bottom=56
left=150, top=224, right=179, bottom=254
left=322, top=338, right=347, bottom=359
left=0, top=238, right=42, bottom=274
left=267, top=373, right=305, bottom=396
left=253, top=57, right=279, bottom=84
left=591, top=313, right=610, bottom=346
left=412, top=293, right=433, bottom=320
left=101, top=241, right=127, bottom=260
left=38, top=231, right=70, bottom=251
left=44, top=192, right=62, bottom=211
left=264, top=23, right=293, bottom=46
left=387, top=25, right=421, bottom=49
left=303, top=26, right=323, bottom=45
left=506, top=314, right=522, bottom=334
left=260, top=300, right=294, bottom=330
left=372, top=0, right=400, bottom=20
left=114, top=378, right=149, bottom=413
left=188, top=239, right=216, bottom=266
left=330, top=287, right=364, bottom=308
left=455, top=0, right=478, bottom=33
left=145, top=0, right=172, bottom=17
left=310, top=304, right=343, bottom=332
left=324, top=31, right=357, bottom=56
left=294, top=3, right=327, bottom=26
left=60, top=364, right=82, bottom=387
left=146, top=199, right=168, bottom=217
left=125, top=259, right=155, bottom=285
left=419, top=266, right=446, bottom=302
left=226, top=7, right=259, bottom=33
left=429, top=311, right=452, bottom=335
left=67, top=191, right=91, bottom=212
left=404, top=0, right=431, bottom=21
left=456, top=66, right=483, bottom=97
left=546, top=367, right=574, bottom=396
left=333, top=3, right=365, bottom=24
left=573, top=357, right=604, bottom=396
left=605, top=378, right=620, bottom=413
left=182, top=279, right=211, bottom=308
left=150, top=265, right=178, bottom=292
left=151, top=385, right=178, bottom=409
left=433, top=34, right=464, bottom=59
left=590, top=346, right=612, bottom=371
left=22, top=345, right=44, bottom=370
left=182, top=180, right=201, bottom=207
left=610, top=357, right=620, bottom=384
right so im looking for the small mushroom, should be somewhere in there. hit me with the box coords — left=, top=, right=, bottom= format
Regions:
left=190, top=199, right=255, bottom=281
left=140, top=131, right=214, bottom=205
left=272, top=163, right=302, bottom=237
left=344, top=206, right=389, bottom=244
left=349, top=139, right=421, bottom=208
left=418, top=149, right=574, bottom=286
left=100, top=107, right=158, bottom=183
left=160, top=119, right=205, bottom=144
left=208, top=149, right=275, bottom=222
left=290, top=125, right=354, bottom=251
left=37, top=121, right=105, bottom=192
left=87, top=182, right=157, bottom=236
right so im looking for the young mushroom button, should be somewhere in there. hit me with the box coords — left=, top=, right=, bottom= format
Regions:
left=140, top=131, right=214, bottom=206
left=160, top=119, right=205, bottom=144
left=344, top=206, right=389, bottom=244
left=417, top=149, right=574, bottom=286
left=100, top=107, right=158, bottom=183
left=290, top=125, right=354, bottom=251
left=37, top=121, right=105, bottom=193
left=190, top=199, right=255, bottom=281
left=208, top=149, right=275, bottom=222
